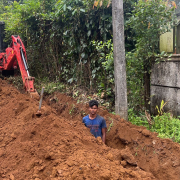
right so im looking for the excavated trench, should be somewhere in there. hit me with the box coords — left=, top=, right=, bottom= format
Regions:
left=1, top=78, right=180, bottom=180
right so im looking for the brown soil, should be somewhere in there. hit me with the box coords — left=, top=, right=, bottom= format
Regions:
left=0, top=79, right=180, bottom=180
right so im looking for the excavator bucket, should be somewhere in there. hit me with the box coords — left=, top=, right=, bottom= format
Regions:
left=30, top=91, right=39, bottom=100
left=24, top=76, right=39, bottom=100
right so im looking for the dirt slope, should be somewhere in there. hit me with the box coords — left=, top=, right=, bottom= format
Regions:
left=0, top=79, right=180, bottom=180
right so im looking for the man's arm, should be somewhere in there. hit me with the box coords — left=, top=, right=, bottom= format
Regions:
left=102, top=128, right=107, bottom=144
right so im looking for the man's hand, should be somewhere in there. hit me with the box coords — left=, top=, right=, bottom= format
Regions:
left=102, top=128, right=107, bottom=144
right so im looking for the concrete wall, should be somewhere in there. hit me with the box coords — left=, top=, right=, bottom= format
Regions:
left=160, top=29, right=173, bottom=53
left=151, top=55, right=180, bottom=116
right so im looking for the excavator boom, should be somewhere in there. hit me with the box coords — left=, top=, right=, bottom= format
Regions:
left=0, top=35, right=36, bottom=93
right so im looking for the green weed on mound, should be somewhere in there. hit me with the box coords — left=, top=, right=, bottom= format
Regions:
left=129, top=109, right=180, bottom=143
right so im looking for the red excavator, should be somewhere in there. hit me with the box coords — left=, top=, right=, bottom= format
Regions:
left=0, top=34, right=36, bottom=93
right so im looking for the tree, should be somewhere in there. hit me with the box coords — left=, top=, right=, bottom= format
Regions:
left=127, top=0, right=176, bottom=111
left=112, top=0, right=128, bottom=120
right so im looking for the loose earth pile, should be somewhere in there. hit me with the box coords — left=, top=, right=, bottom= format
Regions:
left=1, top=79, right=180, bottom=180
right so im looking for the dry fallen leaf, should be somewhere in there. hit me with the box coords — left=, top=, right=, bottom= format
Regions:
left=94, top=0, right=98, bottom=7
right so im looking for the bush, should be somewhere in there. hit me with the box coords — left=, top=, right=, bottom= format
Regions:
left=129, top=110, right=180, bottom=143
left=151, top=113, right=180, bottom=143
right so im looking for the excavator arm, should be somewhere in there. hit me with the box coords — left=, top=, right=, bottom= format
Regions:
left=0, top=35, right=35, bottom=93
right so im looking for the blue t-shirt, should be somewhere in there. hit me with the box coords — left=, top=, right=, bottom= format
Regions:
left=82, top=115, right=107, bottom=138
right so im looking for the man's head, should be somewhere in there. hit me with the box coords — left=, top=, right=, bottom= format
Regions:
left=89, top=100, right=99, bottom=108
left=89, top=100, right=99, bottom=116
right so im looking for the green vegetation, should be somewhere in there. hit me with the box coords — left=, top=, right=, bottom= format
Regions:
left=107, top=117, right=113, bottom=132
left=129, top=109, right=180, bottom=143
left=7, top=76, right=23, bottom=90
left=156, top=99, right=167, bottom=116
left=35, top=79, right=65, bottom=95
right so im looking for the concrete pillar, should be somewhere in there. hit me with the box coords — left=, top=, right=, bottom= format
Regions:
left=112, top=0, right=128, bottom=120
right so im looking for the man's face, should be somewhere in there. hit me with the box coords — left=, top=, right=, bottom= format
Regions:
left=89, top=105, right=98, bottom=115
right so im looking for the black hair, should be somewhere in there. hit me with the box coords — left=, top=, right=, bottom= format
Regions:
left=89, top=100, right=99, bottom=108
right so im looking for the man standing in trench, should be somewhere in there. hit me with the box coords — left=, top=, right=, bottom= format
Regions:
left=82, top=100, right=107, bottom=144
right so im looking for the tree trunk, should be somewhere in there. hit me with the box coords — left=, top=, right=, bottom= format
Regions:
left=144, top=66, right=151, bottom=112
left=112, top=0, right=128, bottom=120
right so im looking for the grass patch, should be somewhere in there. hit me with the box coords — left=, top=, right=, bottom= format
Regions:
left=128, top=109, right=180, bottom=143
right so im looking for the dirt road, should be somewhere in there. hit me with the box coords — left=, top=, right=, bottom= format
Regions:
left=0, top=78, right=180, bottom=179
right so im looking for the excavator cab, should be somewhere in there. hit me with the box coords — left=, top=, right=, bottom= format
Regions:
left=0, top=22, right=15, bottom=77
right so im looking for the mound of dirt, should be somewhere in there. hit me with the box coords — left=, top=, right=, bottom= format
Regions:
left=0, top=79, right=180, bottom=180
